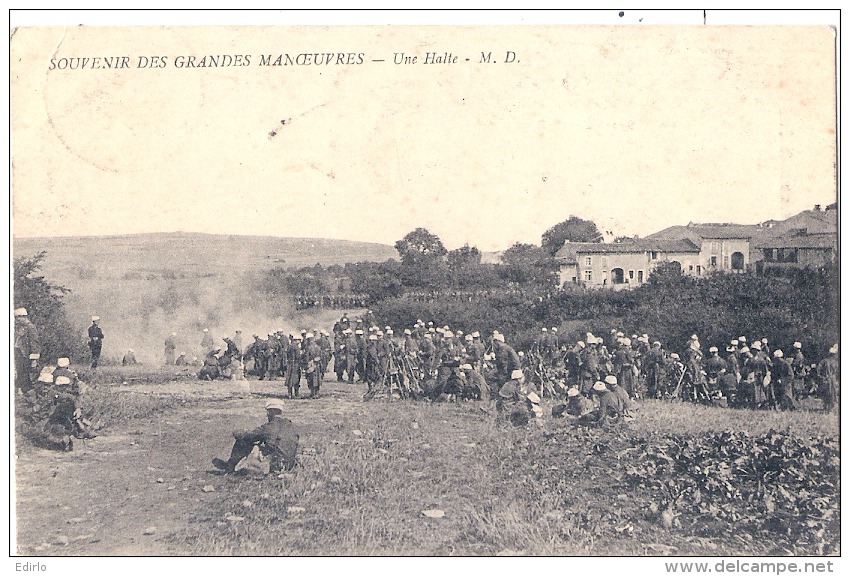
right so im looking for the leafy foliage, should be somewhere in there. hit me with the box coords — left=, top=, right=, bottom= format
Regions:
left=541, top=216, right=603, bottom=256
left=13, top=251, right=86, bottom=362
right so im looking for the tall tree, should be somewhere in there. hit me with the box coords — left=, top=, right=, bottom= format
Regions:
left=394, top=228, right=447, bottom=266
left=541, top=216, right=603, bottom=256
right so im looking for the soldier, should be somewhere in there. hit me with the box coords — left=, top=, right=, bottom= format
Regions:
left=14, top=307, right=40, bottom=393
left=88, top=316, right=104, bottom=369
left=579, top=337, right=601, bottom=395
left=201, top=328, right=215, bottom=354
left=175, top=352, right=188, bottom=366
left=334, top=329, right=348, bottom=382
left=319, top=330, right=332, bottom=375
left=586, top=380, right=626, bottom=427
left=703, top=346, right=726, bottom=399
left=563, top=387, right=594, bottom=418
left=263, top=333, right=281, bottom=381
left=164, top=332, right=177, bottom=365
left=564, top=341, right=583, bottom=390
left=497, top=369, right=536, bottom=426
left=418, top=332, right=436, bottom=380
left=721, top=345, right=740, bottom=406
left=302, top=333, right=323, bottom=398
left=246, top=334, right=266, bottom=378
left=459, top=363, right=489, bottom=401
left=199, top=348, right=222, bottom=380
left=123, top=349, right=138, bottom=366
left=816, top=344, right=839, bottom=412
left=492, top=333, right=521, bottom=388
left=343, top=329, right=358, bottom=383
left=285, top=334, right=303, bottom=398
left=790, top=341, right=807, bottom=398
left=233, top=331, right=243, bottom=360
left=613, top=338, right=637, bottom=398
left=212, top=400, right=299, bottom=474
left=771, top=350, right=796, bottom=411
left=748, top=341, right=771, bottom=409
left=604, top=374, right=632, bottom=417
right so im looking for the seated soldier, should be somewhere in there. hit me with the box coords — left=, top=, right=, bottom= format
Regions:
left=212, top=400, right=299, bottom=474
left=584, top=380, right=626, bottom=427
left=553, top=387, right=594, bottom=418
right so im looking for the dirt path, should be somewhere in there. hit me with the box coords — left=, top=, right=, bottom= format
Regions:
left=14, top=374, right=371, bottom=555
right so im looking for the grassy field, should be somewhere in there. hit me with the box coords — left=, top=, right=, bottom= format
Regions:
left=14, top=367, right=839, bottom=557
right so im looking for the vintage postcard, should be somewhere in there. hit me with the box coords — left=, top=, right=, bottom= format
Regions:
left=10, top=12, right=839, bottom=567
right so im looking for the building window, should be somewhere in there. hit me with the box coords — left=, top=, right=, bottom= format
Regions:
left=710, top=256, right=717, bottom=267
left=696, top=265, right=702, bottom=275
left=584, top=256, right=592, bottom=267
left=689, top=264, right=694, bottom=272
left=786, top=248, right=798, bottom=263
left=629, top=270, right=634, bottom=280
left=638, top=270, right=644, bottom=283
left=651, top=251, right=658, bottom=260
left=584, top=270, right=592, bottom=281
left=724, top=255, right=729, bottom=267
left=571, top=277, right=577, bottom=283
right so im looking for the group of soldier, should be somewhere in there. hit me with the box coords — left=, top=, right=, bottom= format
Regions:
left=294, top=293, right=369, bottom=310
left=14, top=307, right=97, bottom=451
left=553, top=329, right=840, bottom=413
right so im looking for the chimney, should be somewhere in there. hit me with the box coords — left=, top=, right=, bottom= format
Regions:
left=814, top=204, right=821, bottom=211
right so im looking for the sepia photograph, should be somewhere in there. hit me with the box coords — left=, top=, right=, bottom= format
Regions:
left=8, top=9, right=841, bottom=567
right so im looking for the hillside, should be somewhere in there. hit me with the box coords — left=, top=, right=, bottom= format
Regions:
left=13, top=233, right=397, bottom=364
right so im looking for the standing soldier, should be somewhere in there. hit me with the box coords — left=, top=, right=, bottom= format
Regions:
left=14, top=307, right=40, bottom=393
left=703, top=346, right=726, bottom=399
left=88, top=316, right=104, bottom=369
left=579, top=337, right=601, bottom=396
left=303, top=333, right=323, bottom=399
left=747, top=341, right=771, bottom=409
left=319, top=330, right=332, bottom=375
left=263, top=333, right=281, bottom=381
left=770, top=350, right=796, bottom=411
left=470, top=332, right=486, bottom=372
left=344, top=329, right=358, bottom=383
left=164, top=332, right=177, bottom=365
left=285, top=334, right=303, bottom=398
left=418, top=333, right=435, bottom=380
left=790, top=341, right=807, bottom=399
left=492, top=332, right=521, bottom=388
left=613, top=338, right=637, bottom=398
left=201, top=328, right=215, bottom=354
left=333, top=330, right=348, bottom=382
left=722, top=345, right=740, bottom=406
left=355, top=329, right=368, bottom=383
left=816, top=344, right=839, bottom=412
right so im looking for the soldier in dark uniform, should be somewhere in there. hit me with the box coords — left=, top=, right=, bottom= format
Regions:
left=303, top=333, right=323, bottom=399
left=87, top=316, right=104, bottom=369
left=285, top=334, right=302, bottom=398
left=212, top=400, right=299, bottom=474
left=492, top=333, right=521, bottom=388
left=721, top=345, right=740, bottom=406
left=334, top=330, right=348, bottom=382
left=816, top=344, right=839, bottom=412
left=703, top=346, right=726, bottom=398
left=199, top=348, right=222, bottom=380
left=579, top=338, right=601, bottom=395
left=770, top=350, right=796, bottom=411
left=14, top=307, right=40, bottom=393
left=164, top=333, right=177, bottom=365
left=418, top=333, right=435, bottom=380
left=586, top=380, right=626, bottom=427
left=460, top=363, right=490, bottom=401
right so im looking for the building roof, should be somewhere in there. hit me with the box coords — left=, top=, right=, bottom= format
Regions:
left=759, top=207, right=837, bottom=237
left=755, top=233, right=836, bottom=250
left=647, top=223, right=760, bottom=242
left=555, top=238, right=699, bottom=261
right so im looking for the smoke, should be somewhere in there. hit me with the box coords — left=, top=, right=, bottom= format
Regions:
left=62, top=270, right=337, bottom=365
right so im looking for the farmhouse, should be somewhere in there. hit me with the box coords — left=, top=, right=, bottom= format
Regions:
left=752, top=204, right=837, bottom=272
left=555, top=238, right=700, bottom=289
left=644, top=223, right=758, bottom=274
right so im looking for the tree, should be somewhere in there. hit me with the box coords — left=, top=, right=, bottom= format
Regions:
left=447, top=244, right=482, bottom=270
left=501, top=243, right=545, bottom=265
left=13, top=251, right=85, bottom=362
left=394, top=228, right=447, bottom=266
left=498, top=243, right=557, bottom=287
left=541, top=216, right=603, bottom=256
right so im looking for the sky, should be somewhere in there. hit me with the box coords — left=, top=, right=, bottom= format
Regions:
left=10, top=11, right=838, bottom=252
